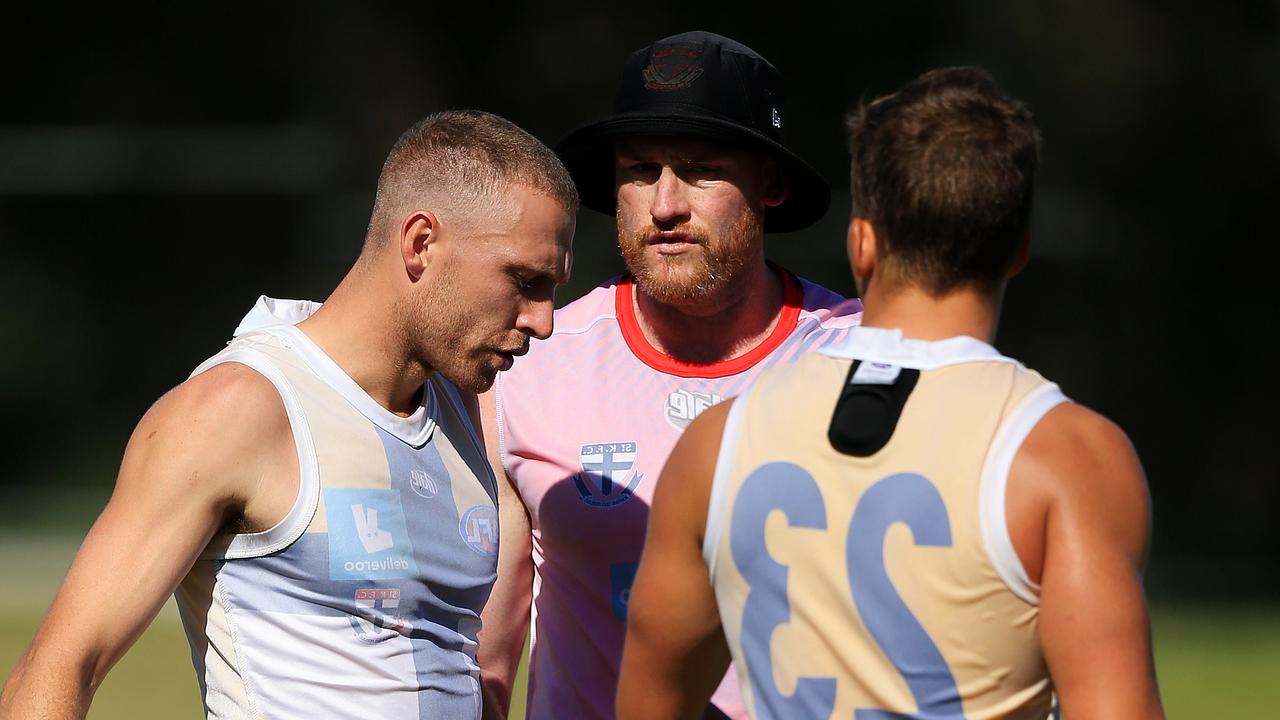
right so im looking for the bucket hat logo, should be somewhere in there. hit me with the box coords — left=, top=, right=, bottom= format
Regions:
left=642, top=44, right=706, bottom=92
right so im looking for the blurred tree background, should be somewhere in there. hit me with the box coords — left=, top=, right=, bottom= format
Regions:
left=1, top=0, right=1277, bottom=714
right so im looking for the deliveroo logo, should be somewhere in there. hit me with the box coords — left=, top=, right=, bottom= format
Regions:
left=352, top=504, right=394, bottom=553
left=325, top=488, right=418, bottom=580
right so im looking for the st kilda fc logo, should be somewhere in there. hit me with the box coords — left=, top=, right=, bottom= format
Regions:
left=575, top=441, right=644, bottom=508
left=643, top=45, right=704, bottom=91
left=349, top=588, right=408, bottom=643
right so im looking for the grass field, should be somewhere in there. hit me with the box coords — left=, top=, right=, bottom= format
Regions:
left=2, top=533, right=1276, bottom=718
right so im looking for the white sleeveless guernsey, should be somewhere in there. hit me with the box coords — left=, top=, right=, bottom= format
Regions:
left=175, top=297, right=499, bottom=719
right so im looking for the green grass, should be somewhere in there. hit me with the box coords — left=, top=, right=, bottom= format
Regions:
left=1151, top=603, right=1280, bottom=717
left=2, top=534, right=1276, bottom=718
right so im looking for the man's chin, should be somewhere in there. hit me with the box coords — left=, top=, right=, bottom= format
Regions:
left=439, top=368, right=495, bottom=394
left=633, top=271, right=720, bottom=305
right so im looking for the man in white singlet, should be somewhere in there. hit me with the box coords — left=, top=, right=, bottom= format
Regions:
left=476, top=31, right=861, bottom=720
left=0, top=111, right=577, bottom=719
left=619, top=68, right=1165, bottom=718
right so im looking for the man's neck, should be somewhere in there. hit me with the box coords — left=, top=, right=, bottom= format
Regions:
left=632, top=260, right=787, bottom=364
left=858, top=281, right=1000, bottom=344
left=296, top=270, right=429, bottom=417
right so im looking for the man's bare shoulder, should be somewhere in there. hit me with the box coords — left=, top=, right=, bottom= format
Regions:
left=1015, top=400, right=1150, bottom=550
left=654, top=398, right=735, bottom=535
left=1019, top=402, right=1143, bottom=486
left=681, top=398, right=734, bottom=455
left=148, top=362, right=289, bottom=440
left=123, top=361, right=292, bottom=504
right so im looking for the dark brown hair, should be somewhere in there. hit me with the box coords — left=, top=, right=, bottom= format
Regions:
left=846, top=67, right=1040, bottom=295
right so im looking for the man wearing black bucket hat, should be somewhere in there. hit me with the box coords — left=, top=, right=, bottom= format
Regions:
left=476, top=32, right=861, bottom=720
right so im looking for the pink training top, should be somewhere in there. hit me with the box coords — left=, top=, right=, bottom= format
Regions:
left=496, top=268, right=862, bottom=720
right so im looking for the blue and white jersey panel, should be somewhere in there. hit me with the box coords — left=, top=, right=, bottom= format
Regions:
left=175, top=296, right=498, bottom=719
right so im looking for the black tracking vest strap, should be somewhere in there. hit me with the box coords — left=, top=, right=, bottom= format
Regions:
left=827, top=359, right=921, bottom=457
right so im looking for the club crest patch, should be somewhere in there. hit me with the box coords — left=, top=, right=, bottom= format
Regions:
left=643, top=44, right=705, bottom=91
left=575, top=441, right=644, bottom=508
left=349, top=587, right=408, bottom=643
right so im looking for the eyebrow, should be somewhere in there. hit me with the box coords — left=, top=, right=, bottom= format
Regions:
left=511, top=258, right=568, bottom=284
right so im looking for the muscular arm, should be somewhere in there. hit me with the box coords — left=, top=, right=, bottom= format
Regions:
left=1008, top=402, right=1164, bottom=719
left=475, top=385, right=533, bottom=720
left=617, top=400, right=733, bottom=720
left=0, top=363, right=295, bottom=720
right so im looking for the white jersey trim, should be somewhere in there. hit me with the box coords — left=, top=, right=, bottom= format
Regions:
left=547, top=310, right=620, bottom=338
left=190, top=348, right=321, bottom=560
left=233, top=296, right=438, bottom=448
left=819, top=325, right=1021, bottom=370
left=702, top=391, right=752, bottom=578
left=265, top=324, right=438, bottom=448
left=493, top=372, right=512, bottom=481
left=978, top=382, right=1069, bottom=606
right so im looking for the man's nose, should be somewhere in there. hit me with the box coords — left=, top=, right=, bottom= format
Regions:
left=650, top=166, right=691, bottom=224
left=517, top=297, right=554, bottom=341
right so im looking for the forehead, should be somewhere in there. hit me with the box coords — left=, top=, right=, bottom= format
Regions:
left=484, top=187, right=573, bottom=261
left=614, top=136, right=760, bottom=163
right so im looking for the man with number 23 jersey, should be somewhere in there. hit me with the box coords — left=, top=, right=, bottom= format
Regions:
left=619, top=68, right=1164, bottom=719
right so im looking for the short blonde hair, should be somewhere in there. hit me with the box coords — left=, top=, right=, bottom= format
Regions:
left=368, top=110, right=578, bottom=242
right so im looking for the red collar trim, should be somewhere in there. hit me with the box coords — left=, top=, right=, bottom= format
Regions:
left=614, top=266, right=804, bottom=379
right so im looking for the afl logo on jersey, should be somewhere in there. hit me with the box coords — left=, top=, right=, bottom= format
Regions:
left=408, top=468, right=438, bottom=499
left=575, top=441, right=645, bottom=508
left=459, top=505, right=499, bottom=556
left=665, top=388, right=723, bottom=430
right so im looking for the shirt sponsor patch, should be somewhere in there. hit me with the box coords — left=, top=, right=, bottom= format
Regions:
left=408, top=468, right=439, bottom=499
left=665, top=388, right=723, bottom=430
left=574, top=441, right=644, bottom=508
left=325, top=488, right=418, bottom=580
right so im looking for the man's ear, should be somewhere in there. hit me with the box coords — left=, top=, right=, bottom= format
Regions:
left=761, top=159, right=789, bottom=208
left=849, top=217, right=878, bottom=285
left=400, top=210, right=441, bottom=281
left=1008, top=232, right=1031, bottom=278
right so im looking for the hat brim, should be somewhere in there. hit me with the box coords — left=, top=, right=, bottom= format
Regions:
left=555, top=113, right=830, bottom=234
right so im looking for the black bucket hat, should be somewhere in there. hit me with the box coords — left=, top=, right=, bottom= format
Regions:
left=555, top=31, right=830, bottom=234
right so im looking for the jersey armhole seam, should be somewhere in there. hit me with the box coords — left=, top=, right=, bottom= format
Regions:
left=192, top=348, right=320, bottom=560
left=977, top=382, right=1069, bottom=606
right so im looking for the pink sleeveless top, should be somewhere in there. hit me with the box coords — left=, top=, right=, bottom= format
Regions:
left=496, top=269, right=862, bottom=719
